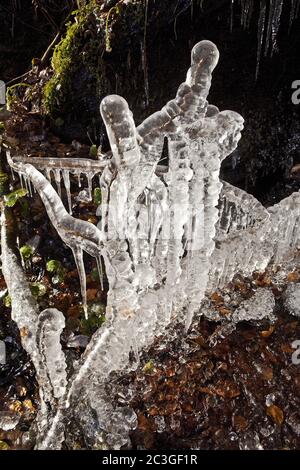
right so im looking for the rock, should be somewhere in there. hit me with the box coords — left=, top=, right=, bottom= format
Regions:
left=67, top=334, right=90, bottom=349
left=283, top=283, right=300, bottom=318
left=0, top=412, right=20, bottom=431
left=232, top=288, right=276, bottom=324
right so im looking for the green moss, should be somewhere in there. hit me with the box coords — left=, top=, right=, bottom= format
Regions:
left=55, top=117, right=64, bottom=127
left=143, top=360, right=154, bottom=374
left=46, top=259, right=62, bottom=273
left=0, top=171, right=9, bottom=197
left=105, top=5, right=121, bottom=53
left=80, top=302, right=105, bottom=335
left=93, top=187, right=102, bottom=205
left=43, top=2, right=99, bottom=116
left=6, top=83, right=32, bottom=110
left=19, top=245, right=33, bottom=261
left=46, top=259, right=65, bottom=283
left=89, top=144, right=98, bottom=158
left=30, top=282, right=47, bottom=298
left=3, top=295, right=11, bottom=308
left=0, top=440, right=10, bottom=450
left=43, top=20, right=81, bottom=115
left=4, top=188, right=27, bottom=207
left=42, top=0, right=143, bottom=121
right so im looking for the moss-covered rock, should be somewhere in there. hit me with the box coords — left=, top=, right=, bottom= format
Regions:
left=42, top=0, right=192, bottom=142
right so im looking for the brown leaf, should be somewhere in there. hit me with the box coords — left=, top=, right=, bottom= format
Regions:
left=260, top=365, right=273, bottom=381
left=255, top=275, right=272, bottom=287
left=9, top=401, right=22, bottom=413
left=233, top=415, right=248, bottom=431
left=210, top=292, right=224, bottom=305
left=86, top=288, right=98, bottom=301
left=218, top=307, right=232, bottom=316
left=287, top=271, right=300, bottom=282
left=260, top=325, right=275, bottom=338
left=281, top=343, right=294, bottom=354
left=22, top=399, right=35, bottom=414
left=20, top=327, right=29, bottom=338
left=234, top=280, right=248, bottom=295
left=200, top=380, right=240, bottom=398
left=66, top=304, right=81, bottom=318
left=266, top=405, right=284, bottom=425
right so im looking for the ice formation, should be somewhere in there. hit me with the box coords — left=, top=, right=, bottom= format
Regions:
left=0, top=412, right=20, bottom=431
left=0, top=208, right=67, bottom=420
left=283, top=283, right=300, bottom=318
left=209, top=288, right=276, bottom=346
left=2, top=39, right=300, bottom=449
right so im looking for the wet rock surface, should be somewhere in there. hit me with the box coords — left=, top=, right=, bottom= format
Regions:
left=283, top=283, right=300, bottom=318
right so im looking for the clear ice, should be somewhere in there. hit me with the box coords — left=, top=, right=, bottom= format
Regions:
left=2, top=39, right=300, bottom=449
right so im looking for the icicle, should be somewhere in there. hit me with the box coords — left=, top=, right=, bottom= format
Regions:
left=6, top=160, right=105, bottom=318
left=140, top=41, right=149, bottom=108
left=72, top=248, right=87, bottom=318
left=10, top=167, right=15, bottom=181
left=289, top=0, right=300, bottom=31
left=77, top=172, right=81, bottom=188
left=45, top=168, right=52, bottom=182
left=19, top=172, right=24, bottom=189
left=269, top=0, right=283, bottom=57
left=36, top=308, right=67, bottom=403
left=23, top=175, right=32, bottom=197
left=62, top=169, right=72, bottom=214
left=0, top=207, right=40, bottom=363
left=141, top=0, right=149, bottom=108
left=54, top=169, right=62, bottom=198
left=256, top=0, right=266, bottom=79
left=240, top=0, right=253, bottom=29
left=230, top=0, right=235, bottom=33
left=265, top=0, right=276, bottom=56
left=96, top=256, right=104, bottom=291
left=28, top=178, right=33, bottom=197
left=86, top=172, right=93, bottom=201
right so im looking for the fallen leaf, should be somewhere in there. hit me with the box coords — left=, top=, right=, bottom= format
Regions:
left=233, top=415, right=248, bottom=431
left=0, top=441, right=10, bottom=450
left=210, top=292, right=224, bottom=304
left=9, top=401, right=22, bottom=413
left=20, top=327, right=29, bottom=338
left=86, top=288, right=98, bottom=301
left=260, top=365, right=273, bottom=381
left=287, top=271, right=300, bottom=282
left=267, top=405, right=284, bottom=425
left=281, top=343, right=294, bottom=354
left=260, top=325, right=275, bottom=338
left=22, top=399, right=35, bottom=413
left=218, top=307, right=232, bottom=316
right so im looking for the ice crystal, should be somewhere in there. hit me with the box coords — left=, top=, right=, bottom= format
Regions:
left=283, top=283, right=300, bottom=318
left=2, top=39, right=299, bottom=449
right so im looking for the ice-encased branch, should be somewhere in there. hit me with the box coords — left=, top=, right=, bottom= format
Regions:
left=0, top=207, right=67, bottom=419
